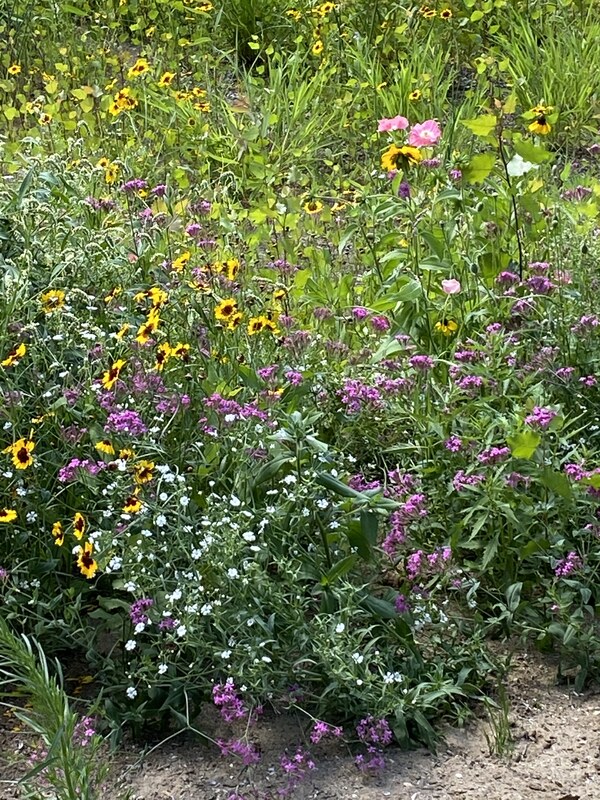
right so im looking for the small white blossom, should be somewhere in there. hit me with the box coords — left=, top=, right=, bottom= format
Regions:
left=125, top=640, right=136, bottom=651
left=335, top=623, right=345, bottom=634
left=126, top=687, right=137, bottom=699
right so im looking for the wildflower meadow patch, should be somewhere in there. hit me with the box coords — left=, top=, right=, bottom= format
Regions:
left=2, top=0, right=600, bottom=796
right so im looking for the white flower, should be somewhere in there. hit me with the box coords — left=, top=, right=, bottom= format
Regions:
left=352, top=652, right=364, bottom=664
left=159, top=492, right=169, bottom=502
left=125, top=640, right=136, bottom=651
left=227, top=568, right=239, bottom=579
left=126, top=687, right=137, bottom=699
left=176, top=625, right=187, bottom=637
left=261, top=656, right=272, bottom=663
left=124, top=581, right=137, bottom=592
left=335, top=623, right=345, bottom=634
left=158, top=664, right=168, bottom=675
left=242, top=532, right=256, bottom=542
left=282, top=474, right=297, bottom=485
left=180, top=495, right=190, bottom=507
left=191, top=549, right=202, bottom=560
left=230, top=495, right=241, bottom=507
left=134, top=622, right=145, bottom=634
left=220, top=650, right=232, bottom=659
left=155, top=514, right=167, bottom=527
left=201, top=603, right=213, bottom=616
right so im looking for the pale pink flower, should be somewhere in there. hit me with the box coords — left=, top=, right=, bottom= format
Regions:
left=377, top=115, right=409, bottom=133
left=408, top=119, right=442, bottom=147
left=442, top=279, right=461, bottom=295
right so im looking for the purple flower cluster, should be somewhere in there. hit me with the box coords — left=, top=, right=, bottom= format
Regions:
left=217, top=738, right=260, bottom=765
left=105, top=409, right=147, bottom=436
left=381, top=510, right=407, bottom=557
left=445, top=435, right=463, bottom=452
left=453, top=470, right=485, bottom=492
left=406, top=547, right=451, bottom=581
left=205, top=393, right=268, bottom=423
left=58, top=458, right=106, bottom=483
left=554, top=551, right=583, bottom=578
left=85, top=196, right=116, bottom=211
left=130, top=598, right=154, bottom=625
left=212, top=679, right=247, bottom=722
left=310, top=720, right=343, bottom=744
left=477, top=446, right=510, bottom=465
left=72, top=716, right=97, bottom=747
left=355, top=716, right=392, bottom=775
left=571, top=314, right=600, bottom=334
left=409, top=354, right=435, bottom=371
left=279, top=747, right=316, bottom=795
left=525, top=406, right=557, bottom=429
left=338, top=379, right=383, bottom=414
left=122, top=178, right=148, bottom=193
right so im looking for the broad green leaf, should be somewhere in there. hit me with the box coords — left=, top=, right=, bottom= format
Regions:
left=540, top=467, right=572, bottom=499
left=321, top=554, right=358, bottom=585
left=461, top=115, right=496, bottom=137
left=463, top=152, right=496, bottom=184
left=507, top=430, right=541, bottom=459
left=513, top=138, right=553, bottom=164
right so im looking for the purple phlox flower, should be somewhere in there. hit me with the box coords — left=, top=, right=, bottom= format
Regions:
left=555, top=366, right=575, bottom=381
left=356, top=715, right=393, bottom=747
left=529, top=261, right=550, bottom=273
left=496, top=271, right=520, bottom=285
left=387, top=469, right=416, bottom=493
left=422, top=157, right=441, bottom=168
left=445, top=435, right=462, bottom=452
left=72, top=716, right=97, bottom=747
left=130, top=598, right=154, bottom=625
left=554, top=551, right=583, bottom=578
left=455, top=374, right=484, bottom=394
left=511, top=298, right=536, bottom=316
left=217, top=738, right=260, bottom=766
left=477, top=446, right=510, bottom=465
left=122, top=178, right=148, bottom=193
left=338, top=379, right=383, bottom=414
left=394, top=593, right=409, bottom=613
left=355, top=746, right=386, bottom=774
left=572, top=314, right=600, bottom=334
left=105, top=409, right=147, bottom=436
left=351, top=306, right=369, bottom=320
left=453, top=470, right=485, bottom=492
left=151, top=184, right=167, bottom=196
left=158, top=617, right=176, bottom=630
left=370, top=315, right=390, bottom=332
left=381, top=511, right=407, bottom=557
left=525, top=406, right=557, bottom=429
left=284, top=370, right=303, bottom=386
left=186, top=222, right=202, bottom=237
left=399, top=492, right=427, bottom=519
left=213, top=679, right=248, bottom=722
left=454, top=349, right=482, bottom=363
left=348, top=474, right=382, bottom=493
left=58, top=458, right=106, bottom=483
left=506, top=471, right=530, bottom=488
left=580, top=375, right=597, bottom=387
left=526, top=275, right=555, bottom=294
left=0, top=567, right=9, bottom=580
left=450, top=168, right=462, bottom=181
left=409, top=354, right=435, bottom=370
left=310, top=720, right=343, bottom=744
left=257, top=364, right=279, bottom=382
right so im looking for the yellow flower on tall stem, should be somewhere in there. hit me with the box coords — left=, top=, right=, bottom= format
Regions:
left=40, top=289, right=65, bottom=314
left=52, top=521, right=64, bottom=546
left=381, top=144, right=422, bottom=172
left=101, top=359, right=126, bottom=390
left=73, top=513, right=86, bottom=541
left=134, top=460, right=155, bottom=484
left=0, top=509, right=17, bottom=523
left=1, top=343, right=26, bottom=367
left=77, top=541, right=98, bottom=579
left=6, top=438, right=35, bottom=470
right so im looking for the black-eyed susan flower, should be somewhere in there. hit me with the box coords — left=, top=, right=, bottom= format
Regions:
left=119, top=448, right=135, bottom=461
left=8, top=64, right=22, bottom=76
left=77, top=541, right=98, bottom=579
left=101, top=358, right=126, bottom=390
left=528, top=112, right=551, bottom=135
left=40, top=289, right=65, bottom=314
left=215, top=298, right=239, bottom=322
left=104, top=286, right=122, bottom=304
left=155, top=343, right=172, bottom=371
left=0, top=509, right=17, bottom=524
left=52, top=521, right=64, bottom=546
left=116, top=323, right=130, bottom=340
left=1, top=343, right=26, bottom=367
left=158, top=71, right=176, bottom=88
left=381, top=144, right=422, bottom=172
left=286, top=8, right=302, bottom=20
left=96, top=157, right=110, bottom=169
left=38, top=113, right=52, bottom=125
left=123, top=491, right=143, bottom=514
left=423, top=8, right=437, bottom=18
left=440, top=8, right=452, bottom=19
left=7, top=438, right=35, bottom=470
left=409, top=89, right=422, bottom=101
left=147, top=286, right=168, bottom=308
left=128, top=58, right=151, bottom=79
left=95, top=439, right=115, bottom=455
left=73, top=512, right=86, bottom=541
left=136, top=310, right=160, bottom=344
left=435, top=318, right=458, bottom=336
left=303, top=199, right=324, bottom=214
left=312, top=40, right=324, bottom=56
left=247, top=316, right=265, bottom=335
left=171, top=251, right=191, bottom=272
left=105, top=163, right=120, bottom=184
left=227, top=311, right=244, bottom=331
left=134, top=460, right=155, bottom=484
left=171, top=342, right=190, bottom=360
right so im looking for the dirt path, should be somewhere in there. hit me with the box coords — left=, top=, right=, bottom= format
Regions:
left=1, top=651, right=599, bottom=800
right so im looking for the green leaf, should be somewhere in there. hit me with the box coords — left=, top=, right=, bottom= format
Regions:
left=482, top=533, right=499, bottom=569
left=463, top=152, right=496, bottom=184
left=513, top=138, right=553, bottom=164
left=321, top=554, right=358, bottom=585
left=461, top=115, right=497, bottom=137
left=316, top=472, right=362, bottom=498
left=540, top=467, right=572, bottom=499
left=507, top=430, right=541, bottom=459
left=505, top=582, right=522, bottom=612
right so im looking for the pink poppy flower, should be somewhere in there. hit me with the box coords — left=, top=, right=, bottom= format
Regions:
left=408, top=119, right=442, bottom=147
left=441, top=279, right=461, bottom=295
left=377, top=115, right=409, bottom=133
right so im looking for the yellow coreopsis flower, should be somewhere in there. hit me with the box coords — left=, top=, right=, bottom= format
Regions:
left=101, top=358, right=126, bottom=390
left=0, top=508, right=17, bottom=523
left=77, top=541, right=98, bottom=579
left=7, top=438, right=35, bottom=470
left=1, top=343, right=26, bottom=367
left=381, top=144, right=422, bottom=172
left=128, top=58, right=151, bottom=79
left=40, top=289, right=66, bottom=313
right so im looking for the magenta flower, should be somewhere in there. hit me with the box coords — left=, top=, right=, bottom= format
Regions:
left=377, top=115, right=409, bottom=132
left=408, top=119, right=442, bottom=147
left=441, top=278, right=461, bottom=294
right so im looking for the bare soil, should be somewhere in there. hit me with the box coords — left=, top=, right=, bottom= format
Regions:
left=1, top=650, right=599, bottom=800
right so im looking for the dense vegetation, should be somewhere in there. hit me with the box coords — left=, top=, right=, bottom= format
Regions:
left=2, top=0, right=600, bottom=794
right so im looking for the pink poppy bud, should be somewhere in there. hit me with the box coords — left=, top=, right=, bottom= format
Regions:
left=442, top=279, right=461, bottom=295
